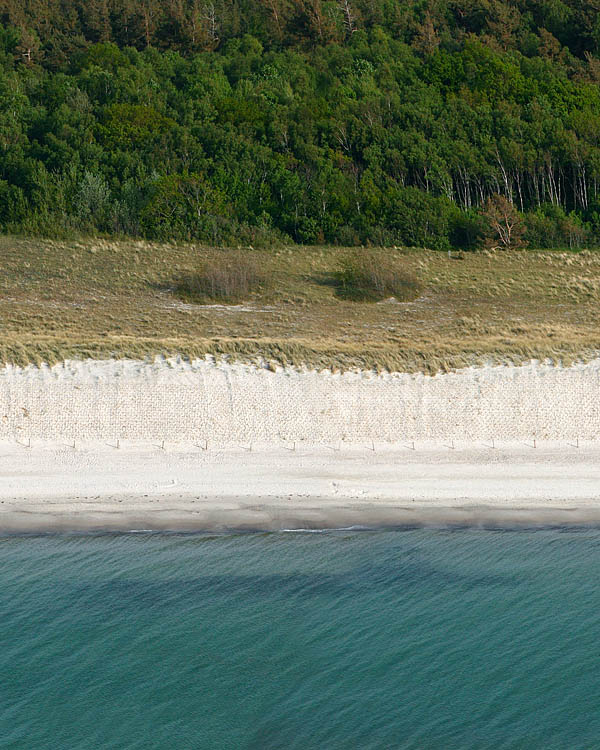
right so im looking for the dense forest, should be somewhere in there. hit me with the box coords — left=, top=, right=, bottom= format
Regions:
left=1, top=0, right=600, bottom=248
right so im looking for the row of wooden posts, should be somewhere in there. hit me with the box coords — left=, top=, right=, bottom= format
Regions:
left=12, top=437, right=582, bottom=450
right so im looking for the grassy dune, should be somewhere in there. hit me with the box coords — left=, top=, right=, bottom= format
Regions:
left=1, top=236, right=600, bottom=373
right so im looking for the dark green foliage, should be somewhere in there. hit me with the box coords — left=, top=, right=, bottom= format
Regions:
left=1, top=2, right=600, bottom=247
left=334, top=249, right=421, bottom=302
left=525, top=204, right=589, bottom=249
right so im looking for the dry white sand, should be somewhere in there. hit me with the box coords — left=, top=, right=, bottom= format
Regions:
left=2, top=357, right=600, bottom=531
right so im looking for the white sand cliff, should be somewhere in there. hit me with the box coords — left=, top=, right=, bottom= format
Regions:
left=2, top=356, right=600, bottom=530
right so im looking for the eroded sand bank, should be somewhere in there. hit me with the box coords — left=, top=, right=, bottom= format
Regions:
left=2, top=356, right=600, bottom=442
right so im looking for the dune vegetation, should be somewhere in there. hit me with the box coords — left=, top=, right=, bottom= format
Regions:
left=2, top=236, right=600, bottom=372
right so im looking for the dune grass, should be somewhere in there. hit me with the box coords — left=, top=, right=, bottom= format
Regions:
left=1, top=236, right=600, bottom=372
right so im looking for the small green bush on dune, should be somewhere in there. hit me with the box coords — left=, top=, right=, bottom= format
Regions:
left=174, top=251, right=265, bottom=304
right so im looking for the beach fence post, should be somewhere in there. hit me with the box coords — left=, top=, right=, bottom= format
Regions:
left=116, top=438, right=120, bottom=449
left=161, top=439, right=165, bottom=450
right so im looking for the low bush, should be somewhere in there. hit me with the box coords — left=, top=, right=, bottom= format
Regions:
left=174, top=250, right=265, bottom=303
left=333, top=249, right=421, bottom=302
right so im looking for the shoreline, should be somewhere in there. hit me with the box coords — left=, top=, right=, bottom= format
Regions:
left=4, top=356, right=600, bottom=532
left=5, top=504, right=600, bottom=534
left=4, top=441, right=600, bottom=532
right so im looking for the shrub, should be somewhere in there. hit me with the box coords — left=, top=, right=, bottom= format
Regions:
left=174, top=250, right=265, bottom=303
left=334, top=249, right=421, bottom=302
left=449, top=209, right=486, bottom=249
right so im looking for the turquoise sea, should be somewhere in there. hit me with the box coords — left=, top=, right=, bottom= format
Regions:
left=2, top=527, right=600, bottom=749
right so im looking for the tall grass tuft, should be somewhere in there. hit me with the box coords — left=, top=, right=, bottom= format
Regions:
left=175, top=250, right=265, bottom=303
left=334, top=249, right=421, bottom=302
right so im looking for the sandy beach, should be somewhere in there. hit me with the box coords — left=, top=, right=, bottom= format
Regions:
left=3, top=440, right=600, bottom=531
left=3, top=356, right=600, bottom=531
